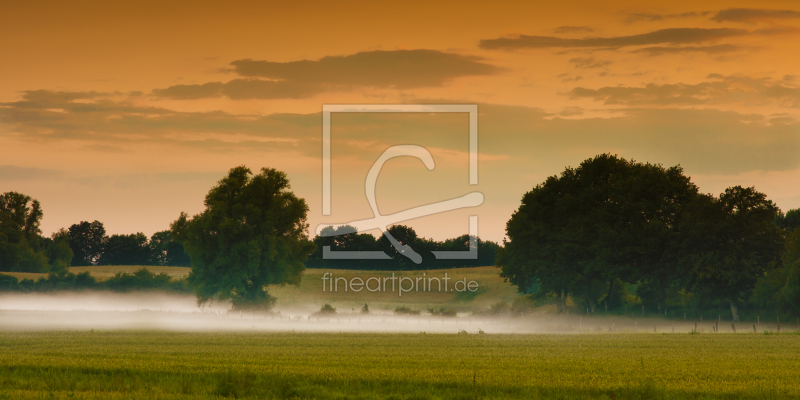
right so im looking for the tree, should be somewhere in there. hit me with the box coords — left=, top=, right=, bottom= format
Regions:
left=378, top=225, right=421, bottom=269
left=777, top=208, right=800, bottom=231
left=67, top=221, right=106, bottom=266
left=679, top=186, right=783, bottom=320
left=306, top=225, right=381, bottom=270
left=99, top=233, right=154, bottom=266
left=45, top=229, right=73, bottom=273
left=497, top=154, right=699, bottom=312
left=149, top=230, right=191, bottom=266
left=172, top=166, right=316, bottom=311
left=0, top=192, right=48, bottom=272
left=0, top=192, right=43, bottom=244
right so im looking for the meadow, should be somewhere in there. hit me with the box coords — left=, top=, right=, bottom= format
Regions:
left=1, top=331, right=799, bottom=399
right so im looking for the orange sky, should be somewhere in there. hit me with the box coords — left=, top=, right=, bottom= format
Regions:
left=1, top=0, right=799, bottom=242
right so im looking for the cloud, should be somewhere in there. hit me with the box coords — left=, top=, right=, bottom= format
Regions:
left=0, top=165, right=62, bottom=180
left=476, top=104, right=800, bottom=175
left=152, top=50, right=503, bottom=100
left=567, top=74, right=800, bottom=107
left=625, top=11, right=711, bottom=24
left=558, top=106, right=584, bottom=116
left=0, top=90, right=321, bottom=154
left=151, top=80, right=320, bottom=100
left=553, top=26, right=594, bottom=34
left=568, top=57, right=611, bottom=69
left=478, top=27, right=778, bottom=50
left=557, top=73, right=583, bottom=82
left=630, top=44, right=748, bottom=56
left=711, top=8, right=800, bottom=23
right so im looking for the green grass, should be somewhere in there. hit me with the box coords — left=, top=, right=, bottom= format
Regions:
left=1, top=331, right=799, bottom=399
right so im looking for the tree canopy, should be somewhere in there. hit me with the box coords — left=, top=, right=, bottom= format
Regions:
left=172, top=166, right=315, bottom=310
left=498, top=154, right=784, bottom=318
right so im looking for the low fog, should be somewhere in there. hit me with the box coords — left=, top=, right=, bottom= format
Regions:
left=0, top=292, right=757, bottom=334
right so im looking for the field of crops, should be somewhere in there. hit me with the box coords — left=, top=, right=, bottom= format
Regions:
left=1, top=331, right=799, bottom=399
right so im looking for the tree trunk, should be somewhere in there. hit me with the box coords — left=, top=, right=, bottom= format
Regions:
left=730, top=301, right=738, bottom=322
left=556, top=291, right=568, bottom=313
left=606, top=279, right=615, bottom=310
left=657, top=279, right=667, bottom=311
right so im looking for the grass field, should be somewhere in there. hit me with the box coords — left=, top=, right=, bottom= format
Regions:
left=3, top=266, right=193, bottom=282
left=3, top=266, right=521, bottom=313
left=1, top=331, right=799, bottom=399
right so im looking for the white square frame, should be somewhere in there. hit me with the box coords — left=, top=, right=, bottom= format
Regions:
left=321, top=104, right=478, bottom=216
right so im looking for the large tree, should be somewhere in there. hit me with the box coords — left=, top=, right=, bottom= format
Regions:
left=497, top=154, right=699, bottom=312
left=172, top=166, right=315, bottom=310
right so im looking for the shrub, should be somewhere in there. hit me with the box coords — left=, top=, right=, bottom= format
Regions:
left=487, top=300, right=510, bottom=316
left=319, top=304, right=337, bottom=315
left=394, top=305, right=421, bottom=315
left=0, top=274, right=19, bottom=291
left=428, top=307, right=457, bottom=317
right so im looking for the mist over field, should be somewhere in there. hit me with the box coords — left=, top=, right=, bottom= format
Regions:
left=4, top=290, right=787, bottom=335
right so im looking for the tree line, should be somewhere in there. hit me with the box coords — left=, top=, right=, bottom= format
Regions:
left=499, top=154, right=800, bottom=320
left=3, top=158, right=798, bottom=317
left=0, top=192, right=190, bottom=273
left=306, top=224, right=500, bottom=270
left=0, top=189, right=499, bottom=275
left=0, top=267, right=191, bottom=294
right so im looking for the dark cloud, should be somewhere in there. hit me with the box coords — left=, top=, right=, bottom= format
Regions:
left=711, top=8, right=800, bottom=23
left=625, top=11, right=711, bottom=23
left=479, top=28, right=765, bottom=50
left=569, top=57, right=611, bottom=69
left=567, top=74, right=800, bottom=107
left=153, top=50, right=503, bottom=100
left=630, top=44, right=748, bottom=56
left=553, top=26, right=594, bottom=34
